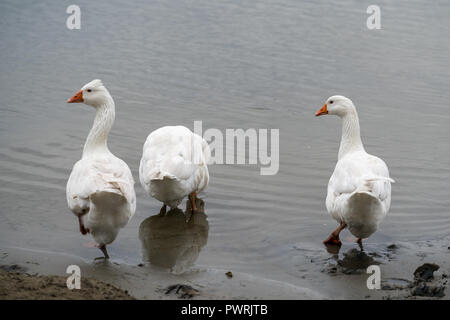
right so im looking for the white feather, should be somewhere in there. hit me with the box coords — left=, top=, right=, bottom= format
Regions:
left=139, top=126, right=210, bottom=208
left=321, top=96, right=393, bottom=239
left=66, top=80, right=136, bottom=246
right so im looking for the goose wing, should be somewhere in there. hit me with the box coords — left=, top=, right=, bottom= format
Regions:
left=326, top=152, right=393, bottom=215
left=67, top=155, right=136, bottom=217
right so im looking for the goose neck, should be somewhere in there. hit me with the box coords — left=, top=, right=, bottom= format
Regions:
left=338, top=111, right=364, bottom=159
left=83, top=97, right=115, bottom=156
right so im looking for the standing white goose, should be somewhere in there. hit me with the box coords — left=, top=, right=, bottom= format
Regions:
left=315, top=95, right=394, bottom=247
left=139, top=126, right=210, bottom=215
left=66, top=79, right=136, bottom=259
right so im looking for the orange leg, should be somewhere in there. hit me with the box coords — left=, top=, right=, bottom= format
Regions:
left=323, top=222, right=347, bottom=246
left=188, top=191, right=198, bottom=213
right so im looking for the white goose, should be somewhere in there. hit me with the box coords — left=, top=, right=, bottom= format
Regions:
left=315, top=95, right=394, bottom=247
left=66, top=79, right=136, bottom=259
left=139, top=126, right=210, bottom=214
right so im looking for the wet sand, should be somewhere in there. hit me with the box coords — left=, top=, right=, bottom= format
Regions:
left=0, top=246, right=323, bottom=299
left=1, top=237, right=448, bottom=300
left=0, top=269, right=134, bottom=300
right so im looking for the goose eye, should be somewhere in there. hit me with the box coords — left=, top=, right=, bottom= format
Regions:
left=329, top=100, right=333, bottom=104
left=87, top=89, right=92, bottom=93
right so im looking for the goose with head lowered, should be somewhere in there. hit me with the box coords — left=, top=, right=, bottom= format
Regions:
left=139, top=125, right=210, bottom=216
left=315, top=95, right=394, bottom=248
left=66, top=79, right=136, bottom=259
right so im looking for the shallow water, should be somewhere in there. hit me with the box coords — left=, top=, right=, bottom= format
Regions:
left=0, top=0, right=449, bottom=297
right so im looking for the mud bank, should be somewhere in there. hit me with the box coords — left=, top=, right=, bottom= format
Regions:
left=0, top=236, right=448, bottom=300
left=0, top=246, right=323, bottom=300
left=0, top=269, right=134, bottom=300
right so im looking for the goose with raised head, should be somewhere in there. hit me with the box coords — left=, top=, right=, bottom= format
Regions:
left=139, top=126, right=210, bottom=215
left=315, top=95, right=394, bottom=247
left=66, top=79, right=136, bottom=259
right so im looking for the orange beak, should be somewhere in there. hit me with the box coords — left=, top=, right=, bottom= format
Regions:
left=315, top=104, right=328, bottom=116
left=67, top=90, right=83, bottom=103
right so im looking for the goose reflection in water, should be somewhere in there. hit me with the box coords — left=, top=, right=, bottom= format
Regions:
left=138, top=198, right=209, bottom=273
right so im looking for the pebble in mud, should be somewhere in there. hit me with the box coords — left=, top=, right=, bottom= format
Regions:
left=381, top=263, right=447, bottom=298
left=410, top=263, right=446, bottom=298
left=165, top=284, right=200, bottom=299
left=413, top=263, right=439, bottom=282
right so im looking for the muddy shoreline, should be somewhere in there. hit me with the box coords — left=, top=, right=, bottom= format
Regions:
left=0, top=269, right=134, bottom=300
left=0, top=238, right=448, bottom=300
left=0, top=246, right=324, bottom=300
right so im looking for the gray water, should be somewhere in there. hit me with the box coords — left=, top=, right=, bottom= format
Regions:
left=1, top=0, right=449, bottom=295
